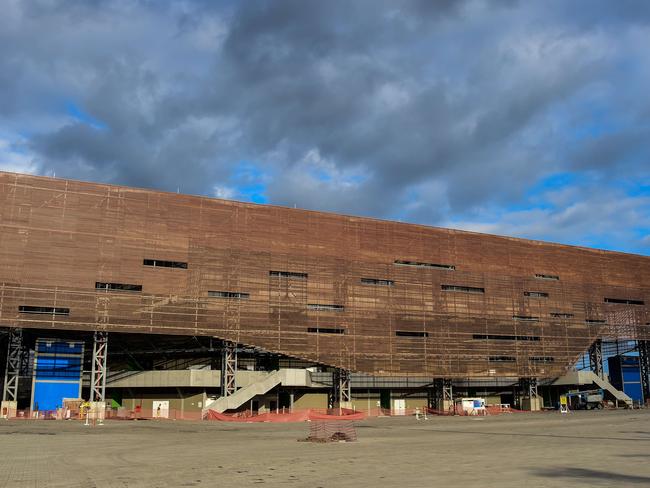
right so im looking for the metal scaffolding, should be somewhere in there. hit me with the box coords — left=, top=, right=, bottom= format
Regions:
left=90, top=331, right=108, bottom=402
left=589, top=339, right=604, bottom=378
left=2, top=328, right=23, bottom=403
left=639, top=340, right=650, bottom=405
left=221, top=341, right=237, bottom=397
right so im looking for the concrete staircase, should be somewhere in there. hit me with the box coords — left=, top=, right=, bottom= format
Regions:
left=205, top=368, right=317, bottom=413
left=553, top=370, right=633, bottom=406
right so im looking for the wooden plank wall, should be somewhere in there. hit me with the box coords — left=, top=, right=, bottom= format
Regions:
left=0, top=171, right=648, bottom=378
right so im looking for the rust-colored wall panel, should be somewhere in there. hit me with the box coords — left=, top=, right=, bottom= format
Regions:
left=1, top=171, right=649, bottom=378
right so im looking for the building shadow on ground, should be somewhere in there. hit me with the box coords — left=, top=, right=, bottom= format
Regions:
left=533, top=467, right=650, bottom=484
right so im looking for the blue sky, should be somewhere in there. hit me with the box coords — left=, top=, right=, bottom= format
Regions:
left=0, top=0, right=648, bottom=255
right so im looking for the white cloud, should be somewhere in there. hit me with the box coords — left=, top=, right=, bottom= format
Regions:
left=0, top=136, right=38, bottom=174
left=446, top=184, right=650, bottom=253
left=212, top=185, right=236, bottom=200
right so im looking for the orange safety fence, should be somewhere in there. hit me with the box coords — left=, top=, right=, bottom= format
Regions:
left=302, top=421, right=358, bottom=442
left=4, top=404, right=542, bottom=421
left=205, top=407, right=366, bottom=423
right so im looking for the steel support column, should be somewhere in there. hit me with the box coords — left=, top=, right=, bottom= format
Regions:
left=221, top=341, right=237, bottom=397
left=432, top=378, right=453, bottom=413
left=639, top=340, right=650, bottom=406
left=90, top=331, right=108, bottom=402
left=330, top=369, right=351, bottom=408
left=589, top=339, right=604, bottom=379
left=2, top=328, right=23, bottom=403
left=518, top=377, right=539, bottom=410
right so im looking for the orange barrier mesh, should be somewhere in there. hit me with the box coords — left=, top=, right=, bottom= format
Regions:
left=205, top=408, right=366, bottom=422
left=302, top=421, right=358, bottom=442
left=5, top=405, right=539, bottom=421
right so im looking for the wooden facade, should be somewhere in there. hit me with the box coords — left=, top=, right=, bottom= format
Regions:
left=1, top=171, right=648, bottom=378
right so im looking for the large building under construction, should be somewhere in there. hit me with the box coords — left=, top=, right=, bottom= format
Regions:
left=1, top=171, right=649, bottom=416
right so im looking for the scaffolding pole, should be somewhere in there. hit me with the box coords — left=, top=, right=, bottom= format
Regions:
left=2, top=328, right=23, bottom=403
left=90, top=331, right=108, bottom=402
left=221, top=341, right=237, bottom=397
left=639, top=340, right=650, bottom=406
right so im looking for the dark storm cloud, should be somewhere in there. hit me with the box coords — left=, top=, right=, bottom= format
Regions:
left=0, top=0, right=649, bottom=252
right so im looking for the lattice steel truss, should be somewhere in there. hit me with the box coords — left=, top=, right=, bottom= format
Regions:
left=514, top=377, right=538, bottom=409
left=2, top=328, right=23, bottom=403
left=330, top=369, right=351, bottom=408
left=639, top=340, right=650, bottom=405
left=90, top=331, right=108, bottom=402
left=430, top=378, right=453, bottom=412
left=589, top=339, right=604, bottom=378
left=221, top=341, right=237, bottom=397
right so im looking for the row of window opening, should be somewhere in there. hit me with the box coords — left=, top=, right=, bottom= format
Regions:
left=13, top=303, right=621, bottom=326
left=139, top=262, right=646, bottom=307
left=489, top=356, right=554, bottom=363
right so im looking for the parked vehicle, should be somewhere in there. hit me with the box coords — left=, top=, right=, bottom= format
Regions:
left=566, top=389, right=605, bottom=410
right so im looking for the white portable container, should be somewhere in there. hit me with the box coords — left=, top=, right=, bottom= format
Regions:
left=456, top=397, right=486, bottom=415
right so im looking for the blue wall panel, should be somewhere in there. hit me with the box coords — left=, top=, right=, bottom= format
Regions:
left=624, top=383, right=643, bottom=403
left=31, top=339, right=84, bottom=411
left=33, top=382, right=81, bottom=411
left=622, top=368, right=641, bottom=383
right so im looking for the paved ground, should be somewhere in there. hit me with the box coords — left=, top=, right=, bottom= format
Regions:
left=1, top=409, right=650, bottom=487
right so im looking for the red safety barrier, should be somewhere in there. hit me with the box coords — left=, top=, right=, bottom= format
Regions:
left=4, top=404, right=538, bottom=422
left=303, top=421, right=358, bottom=442
left=205, top=408, right=366, bottom=423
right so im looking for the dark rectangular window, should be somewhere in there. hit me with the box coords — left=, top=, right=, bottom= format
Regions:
left=394, top=260, right=455, bottom=270
left=604, top=297, right=644, bottom=305
left=512, top=315, right=539, bottom=322
left=535, top=274, right=559, bottom=281
left=307, top=327, right=345, bottom=334
left=307, top=303, right=344, bottom=312
left=488, top=356, right=516, bottom=362
left=143, top=259, right=188, bottom=269
left=441, top=285, right=485, bottom=294
left=551, top=312, right=574, bottom=319
left=19, top=305, right=69, bottom=316
left=473, top=334, right=540, bottom=342
left=361, top=278, right=394, bottom=286
left=208, top=291, right=250, bottom=299
left=395, top=331, right=429, bottom=337
left=524, top=291, right=548, bottom=298
left=586, top=319, right=606, bottom=324
left=96, top=282, right=142, bottom=292
left=269, top=271, right=308, bottom=279
left=529, top=356, right=554, bottom=363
